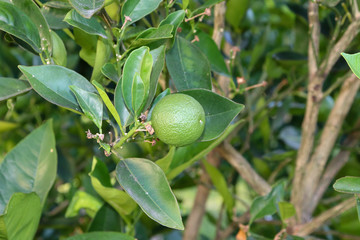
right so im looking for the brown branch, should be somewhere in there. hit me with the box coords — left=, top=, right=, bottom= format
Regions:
left=301, top=74, right=360, bottom=219
left=307, top=118, right=360, bottom=215
left=183, top=152, right=220, bottom=240
left=291, top=2, right=322, bottom=220
left=293, top=197, right=356, bottom=236
left=219, top=142, right=271, bottom=196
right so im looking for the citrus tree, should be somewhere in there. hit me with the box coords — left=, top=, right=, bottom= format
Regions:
left=1, top=0, right=360, bottom=239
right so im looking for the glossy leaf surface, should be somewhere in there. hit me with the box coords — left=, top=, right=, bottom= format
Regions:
left=130, top=24, right=173, bottom=48
left=333, top=176, right=360, bottom=194
left=0, top=121, right=56, bottom=213
left=182, top=89, right=244, bottom=141
left=102, top=63, right=120, bottom=82
left=0, top=1, right=41, bottom=52
left=114, top=82, right=133, bottom=127
left=0, top=78, right=31, bottom=101
left=116, top=158, right=184, bottom=230
left=19, top=65, right=97, bottom=112
left=89, top=157, right=137, bottom=215
left=342, top=52, right=360, bottom=80
left=166, top=36, right=211, bottom=90
left=65, top=191, right=102, bottom=218
left=0, top=193, right=41, bottom=239
left=69, top=0, right=104, bottom=18
left=51, top=31, right=67, bottom=66
left=88, top=203, right=122, bottom=232
left=64, top=10, right=107, bottom=38
left=70, top=85, right=103, bottom=129
left=121, top=0, right=162, bottom=26
left=13, top=0, right=52, bottom=53
left=122, top=46, right=153, bottom=114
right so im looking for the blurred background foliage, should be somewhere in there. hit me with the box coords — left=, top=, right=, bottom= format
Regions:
left=1, top=0, right=360, bottom=239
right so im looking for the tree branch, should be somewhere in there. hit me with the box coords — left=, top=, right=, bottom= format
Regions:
left=293, top=197, right=356, bottom=236
left=218, top=142, right=271, bottom=196
left=301, top=74, right=360, bottom=219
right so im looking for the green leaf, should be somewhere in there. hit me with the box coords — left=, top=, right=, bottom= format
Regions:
left=114, top=82, right=133, bottom=127
left=13, top=0, right=53, bottom=54
left=42, top=7, right=69, bottom=30
left=167, top=120, right=242, bottom=179
left=156, top=146, right=176, bottom=172
left=191, top=0, right=223, bottom=15
left=0, top=78, right=31, bottom=101
left=64, top=232, right=135, bottom=240
left=166, top=36, right=212, bottom=91
left=250, top=180, right=286, bottom=225
left=342, top=52, right=360, bottom=80
left=0, top=1, right=41, bottom=52
left=115, top=158, right=184, bottom=230
left=89, top=157, right=137, bottom=215
left=225, top=0, right=249, bottom=28
left=130, top=24, right=173, bottom=48
left=194, top=31, right=229, bottom=76
left=121, top=0, right=162, bottom=26
left=203, top=159, right=234, bottom=215
left=278, top=201, right=296, bottom=221
left=102, top=63, right=120, bottom=82
left=64, top=10, right=107, bottom=38
left=0, top=121, right=57, bottom=213
left=69, top=0, right=105, bottom=18
left=0, top=121, right=18, bottom=133
left=122, top=46, right=153, bottom=114
left=74, top=28, right=97, bottom=66
left=51, top=31, right=67, bottom=66
left=132, top=74, right=146, bottom=116
left=357, top=196, right=360, bottom=223
left=19, top=65, right=97, bottom=112
left=88, top=203, right=122, bottom=232
left=333, top=176, right=360, bottom=194
left=70, top=85, right=103, bottom=130
left=144, top=45, right=166, bottom=110
left=159, top=10, right=185, bottom=43
left=0, top=193, right=41, bottom=239
left=147, top=88, right=170, bottom=120
left=181, top=89, right=244, bottom=141
left=91, top=37, right=111, bottom=82
left=92, top=80, right=123, bottom=130
left=65, top=191, right=102, bottom=218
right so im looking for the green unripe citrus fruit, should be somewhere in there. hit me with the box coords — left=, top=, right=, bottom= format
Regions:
left=151, top=93, right=206, bottom=147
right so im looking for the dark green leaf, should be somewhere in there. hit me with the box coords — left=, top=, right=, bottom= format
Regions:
left=145, top=45, right=166, bottom=110
left=357, top=196, right=360, bottom=223
left=167, top=121, right=242, bottom=179
left=130, top=24, right=173, bottom=48
left=74, top=28, right=97, bottom=66
left=203, top=159, right=234, bottom=215
left=278, top=201, right=296, bottom=221
left=69, top=0, right=104, bottom=18
left=0, top=1, right=41, bottom=52
left=147, top=88, right=170, bottom=120
left=121, top=0, right=162, bottom=26
left=122, top=46, right=153, bottom=114
left=89, top=158, right=137, bottom=215
left=42, top=7, right=69, bottom=29
left=116, top=158, right=184, bottom=230
left=13, top=0, right=52, bottom=54
left=19, top=65, right=97, bottom=112
left=65, top=191, right=102, bottom=218
left=159, top=10, right=185, bottom=43
left=323, top=0, right=341, bottom=7
left=250, top=180, right=286, bottom=224
left=166, top=36, right=211, bottom=91
left=102, top=63, right=120, bottom=82
left=0, top=121, right=56, bottom=213
left=0, top=78, right=31, bottom=101
left=342, top=52, right=360, bottom=80
left=191, top=0, right=223, bottom=16
left=88, top=203, right=122, bottom=232
left=0, top=193, right=41, bottom=239
left=51, top=31, right=67, bottom=66
left=114, top=81, right=133, bottom=127
left=64, top=10, right=107, bottom=38
left=65, top=232, right=135, bottom=240
left=273, top=51, right=307, bottom=66
left=194, top=31, right=229, bottom=75
left=181, top=89, right=244, bottom=141
left=333, top=176, right=360, bottom=194
left=70, top=85, right=103, bottom=130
